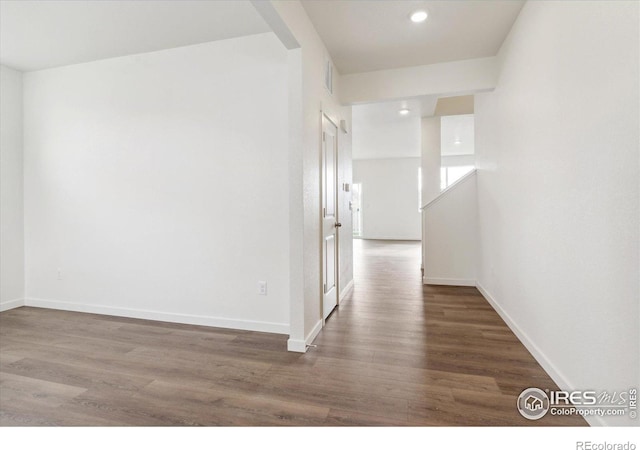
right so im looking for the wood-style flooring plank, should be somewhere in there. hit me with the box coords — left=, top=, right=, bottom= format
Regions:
left=0, top=240, right=587, bottom=426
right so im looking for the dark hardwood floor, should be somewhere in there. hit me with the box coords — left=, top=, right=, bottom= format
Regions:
left=0, top=240, right=586, bottom=426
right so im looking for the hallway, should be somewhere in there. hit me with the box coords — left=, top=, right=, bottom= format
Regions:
left=314, top=239, right=586, bottom=425
left=0, top=240, right=586, bottom=426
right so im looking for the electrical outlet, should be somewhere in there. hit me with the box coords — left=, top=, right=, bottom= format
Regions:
left=258, top=281, right=267, bottom=296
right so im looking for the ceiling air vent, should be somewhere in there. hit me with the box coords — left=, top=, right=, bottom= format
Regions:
left=324, top=58, right=333, bottom=95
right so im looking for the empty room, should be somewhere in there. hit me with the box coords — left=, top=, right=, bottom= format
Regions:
left=0, top=0, right=638, bottom=447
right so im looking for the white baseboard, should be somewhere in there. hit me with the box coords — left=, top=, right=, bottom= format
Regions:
left=475, top=282, right=603, bottom=427
left=286, top=338, right=306, bottom=352
left=306, top=319, right=323, bottom=346
left=287, top=279, right=353, bottom=352
left=287, top=319, right=323, bottom=353
left=339, top=279, right=354, bottom=301
left=23, top=297, right=289, bottom=335
left=423, top=277, right=476, bottom=287
left=0, top=298, right=24, bottom=312
left=360, top=237, right=421, bottom=241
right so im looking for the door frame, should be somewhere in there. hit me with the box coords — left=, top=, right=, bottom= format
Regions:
left=320, top=111, right=341, bottom=326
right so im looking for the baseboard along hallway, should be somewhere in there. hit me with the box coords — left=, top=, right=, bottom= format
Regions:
left=0, top=240, right=585, bottom=426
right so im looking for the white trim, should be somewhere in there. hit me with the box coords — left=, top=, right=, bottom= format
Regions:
left=306, top=319, right=323, bottom=347
left=420, top=169, right=477, bottom=211
left=322, top=108, right=340, bottom=130
left=339, top=279, right=354, bottom=301
left=0, top=298, right=24, bottom=312
left=359, top=237, right=421, bottom=241
left=423, top=277, right=476, bottom=287
left=475, top=282, right=603, bottom=427
left=286, top=339, right=306, bottom=353
left=23, top=297, right=289, bottom=335
left=287, top=319, right=323, bottom=353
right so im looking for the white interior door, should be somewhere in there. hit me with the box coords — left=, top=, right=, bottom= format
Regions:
left=322, top=115, right=339, bottom=320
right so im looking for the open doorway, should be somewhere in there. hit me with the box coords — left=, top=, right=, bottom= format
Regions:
left=349, top=99, right=424, bottom=293
left=349, top=95, right=476, bottom=286
left=351, top=100, right=423, bottom=243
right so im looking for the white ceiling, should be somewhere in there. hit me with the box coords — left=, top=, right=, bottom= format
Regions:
left=301, top=0, right=525, bottom=74
left=352, top=97, right=436, bottom=160
left=2, top=1, right=525, bottom=74
left=0, top=1, right=270, bottom=71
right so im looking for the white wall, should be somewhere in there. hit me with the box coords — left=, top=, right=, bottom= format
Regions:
left=272, top=0, right=353, bottom=351
left=23, top=34, right=291, bottom=333
left=352, top=103, right=421, bottom=160
left=421, top=117, right=441, bottom=206
left=340, top=57, right=498, bottom=105
left=441, top=114, right=474, bottom=156
left=423, top=171, right=477, bottom=286
left=442, top=155, right=475, bottom=168
left=475, top=1, right=639, bottom=426
left=353, top=157, right=420, bottom=241
left=0, top=65, right=24, bottom=310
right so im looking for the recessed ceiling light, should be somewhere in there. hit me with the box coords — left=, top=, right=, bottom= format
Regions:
left=410, top=10, right=428, bottom=23
left=399, top=108, right=411, bottom=116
